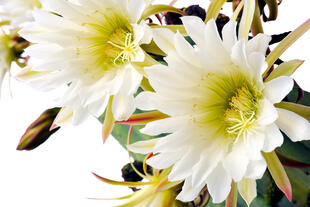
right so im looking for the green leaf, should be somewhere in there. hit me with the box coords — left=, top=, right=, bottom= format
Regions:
left=277, top=136, right=310, bottom=166
left=286, top=168, right=310, bottom=206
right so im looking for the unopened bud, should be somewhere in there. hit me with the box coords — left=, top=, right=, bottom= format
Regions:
left=17, top=107, right=61, bottom=151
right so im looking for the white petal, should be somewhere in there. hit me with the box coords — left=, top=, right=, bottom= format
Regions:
left=168, top=147, right=200, bottom=181
left=222, top=21, right=238, bottom=53
left=245, top=159, right=267, bottom=179
left=257, top=99, right=278, bottom=126
left=153, top=130, right=190, bottom=153
left=231, top=39, right=248, bottom=71
left=192, top=146, right=224, bottom=187
left=246, top=131, right=265, bottom=160
left=264, top=76, right=294, bottom=104
left=181, top=16, right=206, bottom=47
left=119, top=67, right=143, bottom=95
left=176, top=176, right=205, bottom=202
left=247, top=33, right=271, bottom=56
left=128, top=0, right=146, bottom=23
left=127, top=138, right=160, bottom=154
left=72, top=106, right=90, bottom=125
left=146, top=151, right=183, bottom=169
left=204, top=19, right=230, bottom=62
left=174, top=32, right=203, bottom=68
left=112, top=92, right=135, bottom=121
left=206, top=163, right=232, bottom=203
left=135, top=91, right=157, bottom=111
left=140, top=116, right=188, bottom=136
left=223, top=142, right=249, bottom=182
left=238, top=178, right=257, bottom=207
left=248, top=52, right=268, bottom=77
left=54, top=107, right=74, bottom=126
left=152, top=28, right=176, bottom=54
left=276, top=108, right=310, bottom=141
left=263, top=123, right=284, bottom=152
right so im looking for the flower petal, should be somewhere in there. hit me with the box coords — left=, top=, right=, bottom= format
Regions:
left=223, top=142, right=249, bottom=182
left=257, top=99, right=278, bottom=126
left=264, top=76, right=294, bottom=104
left=246, top=131, right=265, bottom=160
left=181, top=16, right=205, bottom=47
left=127, top=138, right=160, bottom=154
left=245, top=159, right=267, bottom=179
left=246, top=33, right=271, bottom=56
left=168, top=147, right=200, bottom=181
left=238, top=178, right=257, bottom=207
left=222, top=21, right=238, bottom=53
left=276, top=108, right=310, bottom=141
left=206, top=163, right=232, bottom=203
left=146, top=151, right=183, bottom=169
left=176, top=176, right=205, bottom=202
left=140, top=116, right=188, bottom=136
left=263, top=124, right=284, bottom=152
left=152, top=28, right=176, bottom=54
left=112, top=92, right=135, bottom=121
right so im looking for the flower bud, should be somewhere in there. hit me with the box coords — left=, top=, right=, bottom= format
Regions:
left=17, top=107, right=61, bottom=151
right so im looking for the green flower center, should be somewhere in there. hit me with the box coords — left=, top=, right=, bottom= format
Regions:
left=106, top=29, right=139, bottom=65
left=224, top=86, right=261, bottom=142
left=195, top=70, right=262, bottom=142
left=82, top=11, right=140, bottom=74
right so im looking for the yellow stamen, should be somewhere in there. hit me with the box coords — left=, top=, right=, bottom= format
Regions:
left=107, top=32, right=139, bottom=64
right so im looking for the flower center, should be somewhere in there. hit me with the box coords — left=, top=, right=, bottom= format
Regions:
left=224, top=86, right=260, bottom=142
left=107, top=31, right=139, bottom=64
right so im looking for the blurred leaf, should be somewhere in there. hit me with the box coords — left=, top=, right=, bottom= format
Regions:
left=277, top=151, right=310, bottom=168
left=111, top=124, right=153, bottom=161
left=286, top=168, right=310, bottom=207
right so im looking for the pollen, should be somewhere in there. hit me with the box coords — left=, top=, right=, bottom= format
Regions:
left=107, top=32, right=139, bottom=64
left=224, top=86, right=260, bottom=142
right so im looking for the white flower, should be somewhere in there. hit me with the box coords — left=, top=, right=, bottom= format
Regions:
left=18, top=0, right=153, bottom=125
left=0, top=0, right=42, bottom=26
left=0, top=32, right=16, bottom=95
left=128, top=16, right=310, bottom=203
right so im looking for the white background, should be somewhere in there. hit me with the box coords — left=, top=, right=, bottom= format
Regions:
left=0, top=0, right=309, bottom=206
